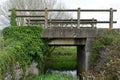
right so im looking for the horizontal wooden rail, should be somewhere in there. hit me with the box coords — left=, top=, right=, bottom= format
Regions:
left=26, top=19, right=116, bottom=23
left=9, top=8, right=117, bottom=28
left=26, top=21, right=116, bottom=25
left=9, top=9, right=117, bottom=12
left=26, top=19, right=97, bottom=21
left=9, top=15, right=45, bottom=18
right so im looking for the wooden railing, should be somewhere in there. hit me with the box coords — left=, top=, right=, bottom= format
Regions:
left=9, top=8, right=117, bottom=28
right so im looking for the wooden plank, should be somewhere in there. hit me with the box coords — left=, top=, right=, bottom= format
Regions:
left=26, top=19, right=97, bottom=21
left=9, top=9, right=117, bottom=12
left=9, top=15, right=45, bottom=17
left=27, top=21, right=117, bottom=25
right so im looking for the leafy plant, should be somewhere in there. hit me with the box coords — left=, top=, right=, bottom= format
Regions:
left=10, top=8, right=17, bottom=26
left=91, top=33, right=120, bottom=80
left=0, top=26, right=48, bottom=79
left=91, top=32, right=120, bottom=63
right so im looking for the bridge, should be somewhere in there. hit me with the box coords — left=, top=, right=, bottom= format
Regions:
left=10, top=8, right=118, bottom=79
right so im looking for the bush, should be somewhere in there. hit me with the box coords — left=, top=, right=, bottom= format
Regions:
left=91, top=32, right=120, bottom=80
left=91, top=33, right=117, bottom=63
left=0, top=26, right=47, bottom=79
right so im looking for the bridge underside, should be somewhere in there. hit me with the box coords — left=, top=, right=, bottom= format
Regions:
left=48, top=38, right=86, bottom=46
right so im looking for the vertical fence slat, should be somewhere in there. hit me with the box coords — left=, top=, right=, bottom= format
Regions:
left=77, top=8, right=80, bottom=28
left=45, top=8, right=48, bottom=28
left=109, top=8, right=113, bottom=28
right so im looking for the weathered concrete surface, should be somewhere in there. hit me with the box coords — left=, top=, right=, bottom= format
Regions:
left=41, top=27, right=120, bottom=79
left=77, top=45, right=85, bottom=80
left=85, top=38, right=95, bottom=72
left=41, top=27, right=97, bottom=38
left=48, top=38, right=86, bottom=46
left=41, top=27, right=120, bottom=38
left=97, top=28, right=120, bottom=35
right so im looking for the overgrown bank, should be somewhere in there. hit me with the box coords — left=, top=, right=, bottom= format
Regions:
left=0, top=26, right=47, bottom=79
left=90, top=32, right=120, bottom=80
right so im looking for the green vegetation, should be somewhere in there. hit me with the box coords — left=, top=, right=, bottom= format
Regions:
left=0, top=25, right=77, bottom=79
left=30, top=73, right=77, bottom=80
left=10, top=8, right=17, bottom=26
left=91, top=32, right=119, bottom=63
left=46, top=46, right=77, bottom=70
left=91, top=32, right=120, bottom=80
left=0, top=26, right=47, bottom=79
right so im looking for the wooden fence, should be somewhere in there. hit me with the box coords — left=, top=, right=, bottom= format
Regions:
left=9, top=8, right=117, bottom=28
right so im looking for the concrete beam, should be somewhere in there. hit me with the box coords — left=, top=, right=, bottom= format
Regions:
left=41, top=27, right=97, bottom=38
left=41, top=27, right=120, bottom=39
left=48, top=38, right=86, bottom=46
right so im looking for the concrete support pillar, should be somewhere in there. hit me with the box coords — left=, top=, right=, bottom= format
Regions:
left=85, top=38, right=94, bottom=72
left=77, top=45, right=85, bottom=80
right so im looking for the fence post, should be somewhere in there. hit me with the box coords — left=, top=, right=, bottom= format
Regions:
left=71, top=18, right=73, bottom=28
left=45, top=8, right=48, bottom=28
left=77, top=8, right=80, bottom=28
left=28, top=18, right=30, bottom=26
left=92, top=18, right=95, bottom=28
left=50, top=19, right=52, bottom=28
left=109, top=8, right=113, bottom=28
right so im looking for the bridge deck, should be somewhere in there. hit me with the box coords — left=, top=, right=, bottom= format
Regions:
left=41, top=27, right=97, bottom=38
left=41, top=27, right=120, bottom=39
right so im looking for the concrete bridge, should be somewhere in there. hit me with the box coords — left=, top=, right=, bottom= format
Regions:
left=10, top=8, right=118, bottom=79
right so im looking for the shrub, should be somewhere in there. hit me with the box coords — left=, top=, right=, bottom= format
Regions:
left=91, top=32, right=120, bottom=63
left=0, top=26, right=47, bottom=79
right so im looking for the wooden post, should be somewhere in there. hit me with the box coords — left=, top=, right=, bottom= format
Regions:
left=50, top=19, right=52, bottom=28
left=92, top=18, right=95, bottom=28
left=77, top=8, right=80, bottom=28
left=28, top=18, right=30, bottom=26
left=109, top=8, right=113, bottom=28
left=45, top=8, right=48, bottom=28
left=71, top=18, right=73, bottom=28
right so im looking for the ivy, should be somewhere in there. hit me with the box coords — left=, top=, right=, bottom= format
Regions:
left=10, top=8, right=17, bottom=26
left=0, top=26, right=48, bottom=79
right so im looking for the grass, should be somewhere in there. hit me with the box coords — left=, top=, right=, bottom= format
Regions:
left=51, top=46, right=76, bottom=56
left=45, top=46, right=77, bottom=70
left=30, top=73, right=77, bottom=80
